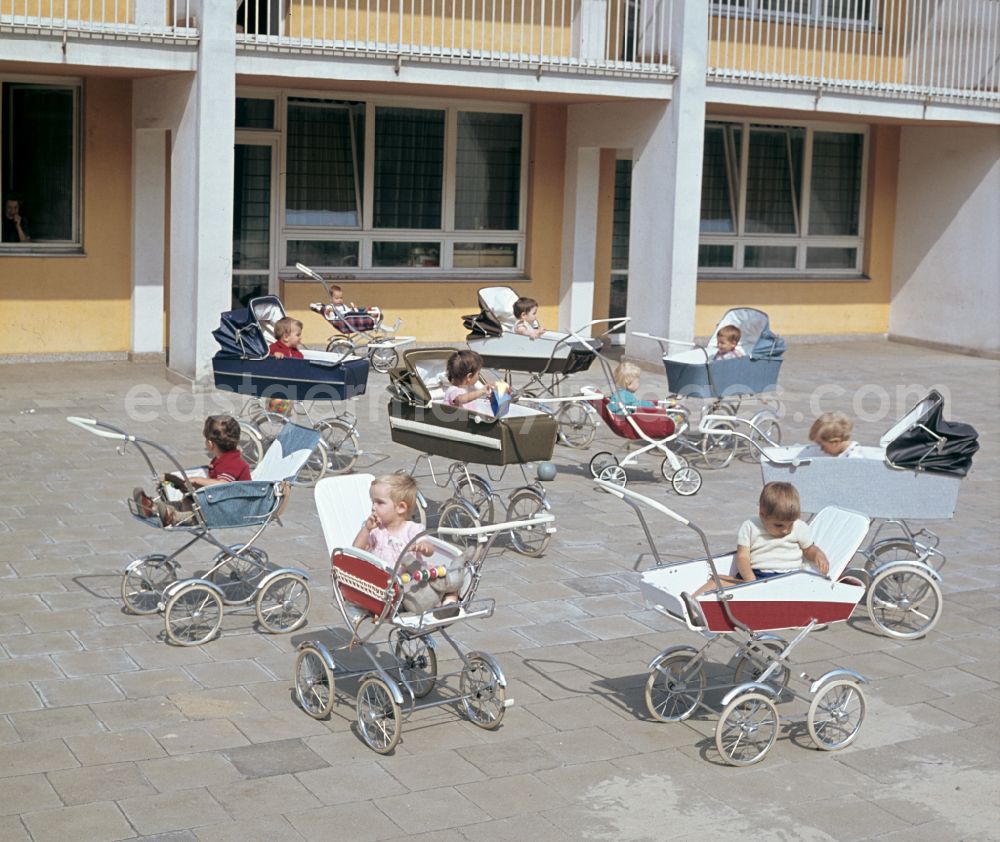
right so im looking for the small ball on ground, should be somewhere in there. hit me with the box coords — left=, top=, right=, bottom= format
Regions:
left=536, top=461, right=557, bottom=482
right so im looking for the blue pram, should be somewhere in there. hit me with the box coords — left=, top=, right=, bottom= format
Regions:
left=68, top=417, right=320, bottom=646
left=213, top=296, right=369, bottom=482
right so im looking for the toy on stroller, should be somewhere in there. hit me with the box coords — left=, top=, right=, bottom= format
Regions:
left=387, top=347, right=559, bottom=558
left=293, top=474, right=544, bottom=752
left=575, top=350, right=703, bottom=495
left=599, top=480, right=870, bottom=766
left=296, top=263, right=415, bottom=373
left=213, top=295, right=369, bottom=482
left=68, top=417, right=318, bottom=646
left=635, top=308, right=785, bottom=469
left=463, top=286, right=625, bottom=449
left=750, top=390, right=979, bottom=640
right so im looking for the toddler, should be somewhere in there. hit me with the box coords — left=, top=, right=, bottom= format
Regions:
left=353, top=474, right=461, bottom=616
left=268, top=317, right=304, bottom=359
left=609, top=361, right=657, bottom=414
left=802, top=411, right=862, bottom=458
left=312, top=283, right=380, bottom=324
left=714, top=324, right=745, bottom=360
left=513, top=297, right=544, bottom=339
left=443, top=349, right=497, bottom=408
left=693, top=482, right=830, bottom=595
left=132, top=415, right=251, bottom=527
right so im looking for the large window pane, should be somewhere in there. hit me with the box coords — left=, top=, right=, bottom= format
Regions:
left=745, top=245, right=797, bottom=268
left=699, top=244, right=735, bottom=268
left=809, top=132, right=863, bottom=236
left=373, top=241, right=441, bottom=267
left=806, top=246, right=857, bottom=269
left=611, top=159, right=632, bottom=271
left=374, top=107, right=444, bottom=229
left=286, top=99, right=364, bottom=227
left=2, top=84, right=76, bottom=241
left=700, top=124, right=741, bottom=234
left=453, top=243, right=517, bottom=268
left=745, top=127, right=803, bottom=234
left=286, top=240, right=359, bottom=267
left=455, top=112, right=522, bottom=231
left=236, top=97, right=275, bottom=129
left=233, top=144, right=272, bottom=271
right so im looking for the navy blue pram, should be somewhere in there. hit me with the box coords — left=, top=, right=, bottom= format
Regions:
left=212, top=296, right=369, bottom=402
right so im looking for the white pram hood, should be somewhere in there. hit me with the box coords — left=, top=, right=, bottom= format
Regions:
left=478, top=287, right=520, bottom=332
left=665, top=307, right=783, bottom=364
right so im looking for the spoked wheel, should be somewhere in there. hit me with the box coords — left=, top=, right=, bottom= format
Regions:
left=505, top=489, right=552, bottom=558
left=659, top=451, right=688, bottom=482
left=598, top=464, right=628, bottom=488
left=555, top=402, right=598, bottom=449
left=255, top=574, right=310, bottom=633
left=645, top=653, right=705, bottom=722
left=866, top=564, right=942, bottom=639
left=411, top=492, right=428, bottom=530
left=238, top=423, right=263, bottom=472
left=208, top=546, right=269, bottom=604
left=326, top=338, right=355, bottom=359
left=121, top=555, right=178, bottom=615
left=315, top=417, right=360, bottom=475
left=356, top=675, right=402, bottom=754
left=747, top=410, right=782, bottom=455
left=715, top=692, right=779, bottom=766
left=250, top=410, right=290, bottom=450
left=394, top=634, right=438, bottom=700
left=453, top=473, right=495, bottom=524
left=368, top=345, right=399, bottom=373
left=163, top=584, right=224, bottom=647
left=671, top=467, right=703, bottom=497
left=589, top=451, right=618, bottom=479
left=460, top=656, right=507, bottom=729
left=437, top=500, right=484, bottom=563
left=807, top=679, right=866, bottom=751
left=294, top=646, right=335, bottom=719
left=292, top=438, right=329, bottom=487
left=699, top=418, right=737, bottom=469
left=732, top=638, right=791, bottom=691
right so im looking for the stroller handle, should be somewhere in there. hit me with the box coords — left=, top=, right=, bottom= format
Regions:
left=66, top=416, right=134, bottom=442
left=594, top=479, right=690, bottom=527
left=438, top=512, right=555, bottom=537
left=633, top=332, right=712, bottom=363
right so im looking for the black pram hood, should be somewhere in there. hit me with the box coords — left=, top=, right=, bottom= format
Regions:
left=886, top=390, right=979, bottom=477
left=212, top=308, right=269, bottom=359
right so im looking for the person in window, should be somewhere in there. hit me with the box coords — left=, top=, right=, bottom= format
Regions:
left=2, top=196, right=30, bottom=243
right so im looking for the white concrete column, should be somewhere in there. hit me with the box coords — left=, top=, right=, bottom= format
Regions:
left=624, top=0, right=707, bottom=363
left=167, top=0, right=236, bottom=383
left=131, top=128, right=166, bottom=355
left=559, top=146, right=602, bottom=334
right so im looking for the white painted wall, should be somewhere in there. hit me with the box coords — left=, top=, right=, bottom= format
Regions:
left=890, top=126, right=1000, bottom=355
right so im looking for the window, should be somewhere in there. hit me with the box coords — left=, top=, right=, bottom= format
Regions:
left=1, top=81, right=81, bottom=249
left=281, top=96, right=526, bottom=275
left=710, top=0, right=875, bottom=24
left=698, top=119, right=866, bottom=275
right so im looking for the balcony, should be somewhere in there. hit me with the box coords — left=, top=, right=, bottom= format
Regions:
left=0, top=0, right=198, bottom=41
left=236, top=0, right=675, bottom=77
left=708, top=0, right=1000, bottom=107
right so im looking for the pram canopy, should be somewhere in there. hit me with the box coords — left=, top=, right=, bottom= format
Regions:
left=212, top=296, right=369, bottom=401
left=883, top=390, right=978, bottom=478
left=464, top=287, right=602, bottom=375
left=662, top=308, right=785, bottom=398
left=387, top=347, right=558, bottom=466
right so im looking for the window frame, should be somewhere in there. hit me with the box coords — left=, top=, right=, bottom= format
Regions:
left=0, top=75, right=83, bottom=253
left=272, top=89, right=529, bottom=279
left=709, top=0, right=878, bottom=27
left=699, top=116, right=869, bottom=278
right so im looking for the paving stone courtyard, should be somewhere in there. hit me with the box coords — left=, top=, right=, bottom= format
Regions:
left=0, top=339, right=998, bottom=841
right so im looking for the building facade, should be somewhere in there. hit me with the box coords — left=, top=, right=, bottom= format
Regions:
left=1, top=0, right=997, bottom=379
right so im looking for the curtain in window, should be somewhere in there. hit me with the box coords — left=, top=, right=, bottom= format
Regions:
left=744, top=127, right=803, bottom=234
left=700, top=124, right=741, bottom=234
left=286, top=100, right=364, bottom=227
left=233, top=144, right=271, bottom=271
left=455, top=112, right=522, bottom=231
left=374, top=107, right=444, bottom=230
left=809, top=131, right=862, bottom=236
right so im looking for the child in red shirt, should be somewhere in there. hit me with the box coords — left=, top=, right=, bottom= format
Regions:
left=268, top=317, right=304, bottom=359
left=133, top=415, right=251, bottom=526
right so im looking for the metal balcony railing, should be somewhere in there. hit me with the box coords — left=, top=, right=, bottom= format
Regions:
left=708, top=0, right=1000, bottom=105
left=237, top=0, right=675, bottom=75
left=0, top=0, right=198, bottom=39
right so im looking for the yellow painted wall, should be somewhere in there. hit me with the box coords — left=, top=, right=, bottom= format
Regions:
left=281, top=102, right=568, bottom=343
left=0, top=78, right=133, bottom=356
left=696, top=124, right=898, bottom=337
left=0, top=1, right=133, bottom=20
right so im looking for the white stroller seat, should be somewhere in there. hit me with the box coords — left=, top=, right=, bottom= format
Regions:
left=412, top=354, right=451, bottom=402
left=250, top=297, right=287, bottom=345
left=807, top=506, right=871, bottom=580
left=478, top=286, right=519, bottom=332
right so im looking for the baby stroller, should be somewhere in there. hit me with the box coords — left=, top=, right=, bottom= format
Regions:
left=751, top=390, right=978, bottom=639
left=213, top=295, right=369, bottom=482
left=600, top=480, right=870, bottom=766
left=293, top=474, right=545, bottom=752
left=387, top=347, right=560, bottom=558
left=464, top=286, right=624, bottom=449
left=574, top=350, right=703, bottom=495
left=296, top=263, right=415, bottom=373
left=68, top=417, right=318, bottom=646
left=635, top=308, right=786, bottom=468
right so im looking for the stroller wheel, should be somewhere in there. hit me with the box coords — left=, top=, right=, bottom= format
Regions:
left=121, top=555, right=178, bottom=615
left=238, top=423, right=263, bottom=471
left=163, top=584, right=223, bottom=647
left=326, top=338, right=354, bottom=359
left=732, top=638, right=790, bottom=691
left=715, top=692, right=779, bottom=766
left=506, top=489, right=552, bottom=558
left=294, top=646, right=335, bottom=719
left=356, top=675, right=402, bottom=754
left=454, top=473, right=495, bottom=524
left=294, top=438, right=329, bottom=487
left=671, top=467, right=702, bottom=496
left=807, top=679, right=866, bottom=751
left=699, top=419, right=737, bottom=469
left=659, top=452, right=688, bottom=482
left=598, top=464, right=628, bottom=488
left=589, top=451, right=618, bottom=479
left=394, top=634, right=438, bottom=700
left=255, top=573, right=311, bottom=634
left=556, top=402, right=597, bottom=449
left=645, top=653, right=704, bottom=722
left=460, top=656, right=507, bottom=730
left=369, top=346, right=399, bottom=373
left=208, top=546, right=268, bottom=604
left=315, top=418, right=360, bottom=475
left=866, top=563, right=942, bottom=640
left=437, top=499, right=485, bottom=564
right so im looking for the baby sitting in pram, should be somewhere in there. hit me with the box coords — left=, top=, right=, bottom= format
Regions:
left=310, top=281, right=381, bottom=331
left=693, top=482, right=830, bottom=595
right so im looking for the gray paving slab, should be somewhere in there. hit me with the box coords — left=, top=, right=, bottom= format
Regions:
left=20, top=801, right=136, bottom=842
left=47, top=760, right=159, bottom=804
